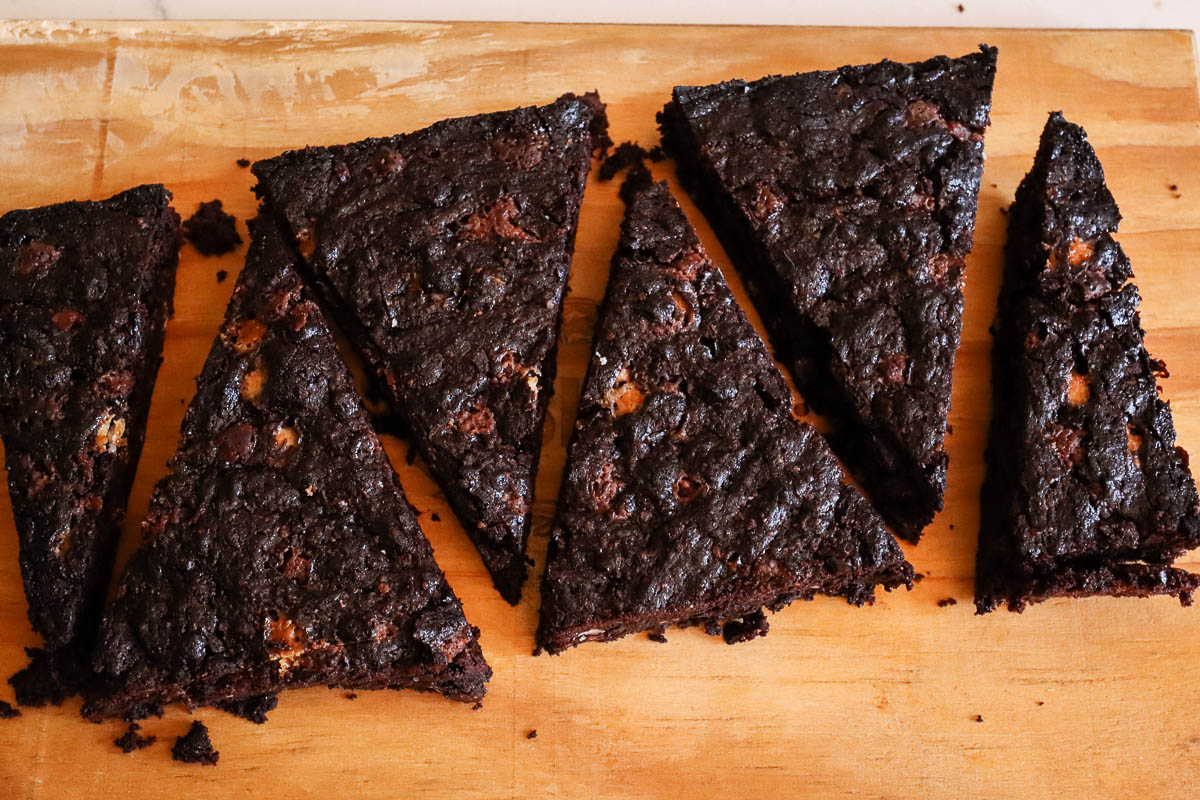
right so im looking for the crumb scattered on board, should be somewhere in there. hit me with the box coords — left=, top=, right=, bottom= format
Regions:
left=114, top=722, right=156, bottom=753
left=182, top=199, right=243, bottom=256
left=216, top=693, right=277, bottom=724
left=216, top=269, right=228, bottom=283
left=0, top=700, right=20, bottom=719
left=526, top=729, right=538, bottom=740
left=937, top=598, right=957, bottom=608
left=172, top=720, right=219, bottom=766
left=598, top=141, right=665, bottom=182
left=236, top=158, right=250, bottom=168
left=345, top=692, right=358, bottom=700
left=973, top=715, right=984, bottom=723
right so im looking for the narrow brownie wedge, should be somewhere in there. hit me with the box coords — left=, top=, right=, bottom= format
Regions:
left=252, top=93, right=608, bottom=603
left=976, top=113, right=1200, bottom=612
left=660, top=47, right=997, bottom=540
left=0, top=185, right=179, bottom=701
left=83, top=217, right=489, bottom=720
left=535, top=172, right=913, bottom=655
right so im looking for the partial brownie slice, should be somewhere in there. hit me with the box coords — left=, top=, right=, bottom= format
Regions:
left=660, top=47, right=997, bottom=540
left=0, top=185, right=179, bottom=702
left=252, top=94, right=607, bottom=604
left=82, top=216, right=490, bottom=720
left=535, top=172, right=913, bottom=655
left=976, top=113, right=1200, bottom=612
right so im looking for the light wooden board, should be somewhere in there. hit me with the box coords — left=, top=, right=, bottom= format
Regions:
left=0, top=20, right=1199, bottom=799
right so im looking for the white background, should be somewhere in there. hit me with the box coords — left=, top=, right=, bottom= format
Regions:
left=0, top=0, right=1197, bottom=37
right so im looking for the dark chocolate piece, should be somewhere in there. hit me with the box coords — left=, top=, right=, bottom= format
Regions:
left=83, top=216, right=489, bottom=721
left=172, top=721, right=218, bottom=766
left=535, top=173, right=913, bottom=655
left=660, top=47, right=998, bottom=540
left=976, top=113, right=1200, bottom=612
left=0, top=185, right=179, bottom=700
left=182, top=199, right=242, bottom=256
left=252, top=94, right=608, bottom=604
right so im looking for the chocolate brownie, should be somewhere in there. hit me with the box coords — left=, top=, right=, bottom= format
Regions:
left=976, top=113, right=1200, bottom=612
left=172, top=721, right=218, bottom=766
left=82, top=216, right=490, bottom=720
left=535, top=171, right=913, bottom=654
left=0, top=185, right=179, bottom=701
left=182, top=199, right=242, bottom=256
left=252, top=93, right=608, bottom=604
left=659, top=47, right=997, bottom=540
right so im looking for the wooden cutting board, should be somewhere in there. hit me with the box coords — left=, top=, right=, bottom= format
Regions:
left=0, top=20, right=1199, bottom=799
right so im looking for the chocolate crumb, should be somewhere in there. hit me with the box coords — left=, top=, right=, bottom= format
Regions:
left=472, top=701, right=483, bottom=711
left=1036, top=701, right=1044, bottom=706
left=236, top=158, right=250, bottom=168
left=0, top=700, right=19, bottom=719
left=344, top=692, right=358, bottom=700
left=973, top=714, right=983, bottom=723
left=216, top=269, right=228, bottom=283
left=599, top=141, right=663, bottom=182
left=183, top=200, right=243, bottom=256
left=957, top=3, right=965, bottom=11
left=114, top=722, right=156, bottom=753
left=526, top=729, right=538, bottom=740
left=431, top=512, right=441, bottom=522
left=937, top=597, right=957, bottom=607
left=172, top=720, right=219, bottom=766
left=648, top=631, right=668, bottom=643
left=216, top=693, right=277, bottom=724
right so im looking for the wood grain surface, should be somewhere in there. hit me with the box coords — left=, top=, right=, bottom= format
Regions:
left=0, top=20, right=1198, bottom=799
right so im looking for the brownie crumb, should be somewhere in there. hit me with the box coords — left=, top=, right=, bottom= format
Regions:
left=937, top=597, right=957, bottom=607
left=599, top=141, right=665, bottom=182
left=216, top=693, right=277, bottom=724
left=1169, top=184, right=1179, bottom=191
left=957, top=3, right=965, bottom=12
left=172, top=721, right=219, bottom=766
left=431, top=512, right=441, bottom=522
left=913, top=572, right=926, bottom=583
left=182, top=200, right=243, bottom=256
left=526, top=729, right=538, bottom=740
left=114, top=722, right=155, bottom=753
left=949, top=524, right=955, bottom=530
left=647, top=631, right=668, bottom=644
left=973, top=714, right=983, bottom=723
left=0, top=700, right=20, bottom=719
left=1036, top=701, right=1044, bottom=706
left=236, top=158, right=250, bottom=168
left=472, top=701, right=483, bottom=711
left=216, top=269, right=228, bottom=283
left=344, top=692, right=358, bottom=700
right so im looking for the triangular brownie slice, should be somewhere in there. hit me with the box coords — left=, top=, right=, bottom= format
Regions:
left=252, top=94, right=609, bottom=603
left=0, top=185, right=179, bottom=704
left=976, top=113, right=1200, bottom=612
left=535, top=172, right=913, bottom=655
left=83, top=217, right=490, bottom=720
left=660, top=47, right=998, bottom=540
